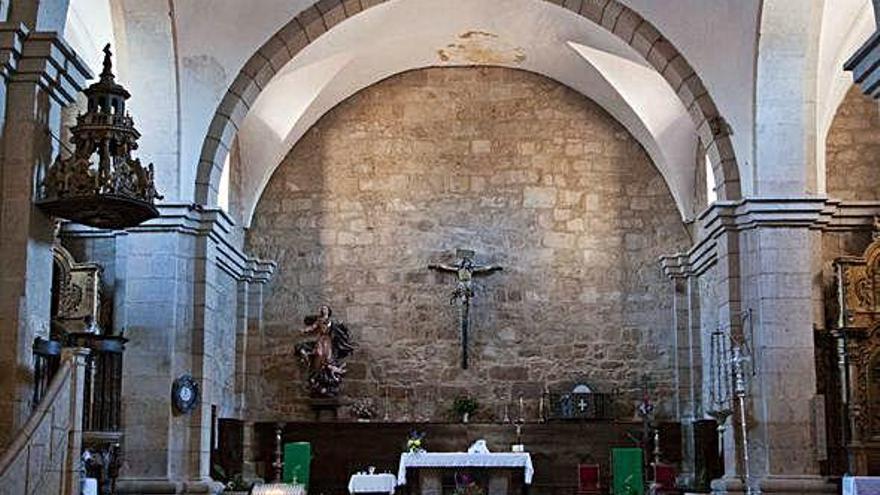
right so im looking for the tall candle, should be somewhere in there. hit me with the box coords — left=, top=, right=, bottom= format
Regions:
left=518, top=396, right=524, bottom=421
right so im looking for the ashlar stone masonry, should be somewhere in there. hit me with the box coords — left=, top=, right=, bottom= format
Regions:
left=247, top=67, right=690, bottom=422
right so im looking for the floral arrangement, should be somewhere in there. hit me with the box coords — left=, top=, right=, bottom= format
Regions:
left=351, top=398, right=375, bottom=420
left=452, top=396, right=479, bottom=419
left=453, top=473, right=485, bottom=495
left=406, top=430, right=426, bottom=453
left=212, top=464, right=251, bottom=492
left=223, top=473, right=251, bottom=492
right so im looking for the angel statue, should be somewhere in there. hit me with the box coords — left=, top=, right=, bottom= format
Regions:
left=295, top=305, right=355, bottom=397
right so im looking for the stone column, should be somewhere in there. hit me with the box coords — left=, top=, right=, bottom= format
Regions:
left=0, top=23, right=89, bottom=448
left=662, top=249, right=712, bottom=487
left=662, top=254, right=696, bottom=482
left=243, top=277, right=268, bottom=480
left=65, top=206, right=274, bottom=494
left=708, top=199, right=835, bottom=495
left=234, top=279, right=250, bottom=415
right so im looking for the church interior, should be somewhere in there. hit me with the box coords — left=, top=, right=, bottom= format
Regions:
left=0, top=0, right=879, bottom=494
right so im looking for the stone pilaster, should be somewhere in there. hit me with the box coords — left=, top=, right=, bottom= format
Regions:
left=0, top=24, right=89, bottom=448
left=662, top=243, right=716, bottom=488
left=63, top=205, right=274, bottom=495
left=661, top=253, right=696, bottom=482
left=663, top=198, right=880, bottom=494
left=698, top=198, right=837, bottom=494
left=234, top=279, right=249, bottom=416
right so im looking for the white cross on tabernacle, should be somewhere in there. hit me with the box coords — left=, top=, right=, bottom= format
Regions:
left=577, top=398, right=588, bottom=412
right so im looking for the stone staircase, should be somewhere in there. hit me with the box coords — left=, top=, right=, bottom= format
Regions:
left=0, top=348, right=89, bottom=495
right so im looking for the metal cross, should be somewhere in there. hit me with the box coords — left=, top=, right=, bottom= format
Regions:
left=428, top=249, right=502, bottom=369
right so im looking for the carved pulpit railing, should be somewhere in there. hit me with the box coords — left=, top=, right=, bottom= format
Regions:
left=50, top=245, right=125, bottom=494
left=32, top=337, right=62, bottom=407
left=831, top=229, right=880, bottom=475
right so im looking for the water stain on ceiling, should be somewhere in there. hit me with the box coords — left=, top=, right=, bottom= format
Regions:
left=437, top=30, right=526, bottom=65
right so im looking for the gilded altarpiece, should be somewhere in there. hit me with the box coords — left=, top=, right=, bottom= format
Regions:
left=832, top=230, right=880, bottom=475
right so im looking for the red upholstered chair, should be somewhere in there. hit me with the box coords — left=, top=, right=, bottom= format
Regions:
left=577, top=464, right=601, bottom=494
left=653, top=463, right=677, bottom=494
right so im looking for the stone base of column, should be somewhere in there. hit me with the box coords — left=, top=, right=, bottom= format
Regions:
left=117, top=478, right=224, bottom=494
left=711, top=475, right=837, bottom=494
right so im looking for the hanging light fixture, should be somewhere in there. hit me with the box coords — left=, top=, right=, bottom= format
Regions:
left=37, top=44, right=161, bottom=229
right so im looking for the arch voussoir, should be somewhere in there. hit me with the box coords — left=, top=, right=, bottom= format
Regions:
left=228, top=72, right=261, bottom=108
left=361, top=0, right=389, bottom=9
left=316, top=0, right=348, bottom=28
left=258, top=35, right=292, bottom=72
left=599, top=2, right=624, bottom=29
left=631, top=22, right=661, bottom=57
left=276, top=19, right=310, bottom=54
left=662, top=56, right=694, bottom=93
left=342, top=0, right=364, bottom=16
left=297, top=6, right=329, bottom=40
left=612, top=7, right=642, bottom=43
left=578, top=0, right=608, bottom=23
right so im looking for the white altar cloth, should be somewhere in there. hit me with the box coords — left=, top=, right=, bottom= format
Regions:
left=396, top=452, right=534, bottom=485
left=843, top=475, right=880, bottom=495
left=348, top=473, right=397, bottom=494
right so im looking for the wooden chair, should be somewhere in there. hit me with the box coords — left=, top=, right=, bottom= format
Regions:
left=577, top=463, right=601, bottom=494
left=652, top=463, right=677, bottom=494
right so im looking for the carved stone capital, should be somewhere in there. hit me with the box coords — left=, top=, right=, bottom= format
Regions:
left=660, top=253, right=692, bottom=279
left=61, top=203, right=277, bottom=284
left=0, top=22, right=27, bottom=80
left=845, top=30, right=880, bottom=99
left=10, top=29, right=91, bottom=104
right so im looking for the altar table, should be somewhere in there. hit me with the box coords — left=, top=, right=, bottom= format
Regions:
left=397, top=452, right=534, bottom=486
left=843, top=475, right=880, bottom=495
left=349, top=473, right=398, bottom=494
left=397, top=452, right=533, bottom=495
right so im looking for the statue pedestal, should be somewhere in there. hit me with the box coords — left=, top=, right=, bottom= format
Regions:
left=308, top=398, right=340, bottom=422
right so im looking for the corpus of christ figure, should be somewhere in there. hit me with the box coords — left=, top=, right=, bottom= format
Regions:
left=428, top=249, right=502, bottom=369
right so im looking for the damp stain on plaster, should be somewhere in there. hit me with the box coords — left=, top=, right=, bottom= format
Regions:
left=437, top=30, right=526, bottom=65
left=182, top=55, right=228, bottom=92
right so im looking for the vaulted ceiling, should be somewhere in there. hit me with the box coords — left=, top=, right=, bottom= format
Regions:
left=62, top=0, right=876, bottom=226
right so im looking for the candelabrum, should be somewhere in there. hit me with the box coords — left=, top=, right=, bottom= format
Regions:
left=708, top=324, right=755, bottom=495
left=272, top=423, right=284, bottom=483
left=708, top=329, right=734, bottom=454
left=647, top=428, right=663, bottom=495
left=731, top=344, right=753, bottom=495
left=511, top=395, right=525, bottom=452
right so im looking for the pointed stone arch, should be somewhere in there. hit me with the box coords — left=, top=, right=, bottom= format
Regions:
left=194, top=0, right=742, bottom=208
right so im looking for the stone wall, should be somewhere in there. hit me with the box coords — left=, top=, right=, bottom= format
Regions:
left=826, top=87, right=880, bottom=200
left=246, top=67, right=689, bottom=422
left=213, top=269, right=239, bottom=418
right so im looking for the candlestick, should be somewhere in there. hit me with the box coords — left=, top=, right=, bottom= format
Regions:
left=383, top=386, right=390, bottom=422
left=538, top=396, right=544, bottom=422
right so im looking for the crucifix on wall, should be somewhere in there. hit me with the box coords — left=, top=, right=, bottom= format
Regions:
left=428, top=249, right=503, bottom=369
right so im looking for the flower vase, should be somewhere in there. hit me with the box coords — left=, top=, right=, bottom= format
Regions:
left=462, top=412, right=469, bottom=423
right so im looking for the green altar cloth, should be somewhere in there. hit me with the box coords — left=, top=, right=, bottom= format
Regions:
left=611, top=447, right=643, bottom=495
left=283, top=442, right=311, bottom=487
